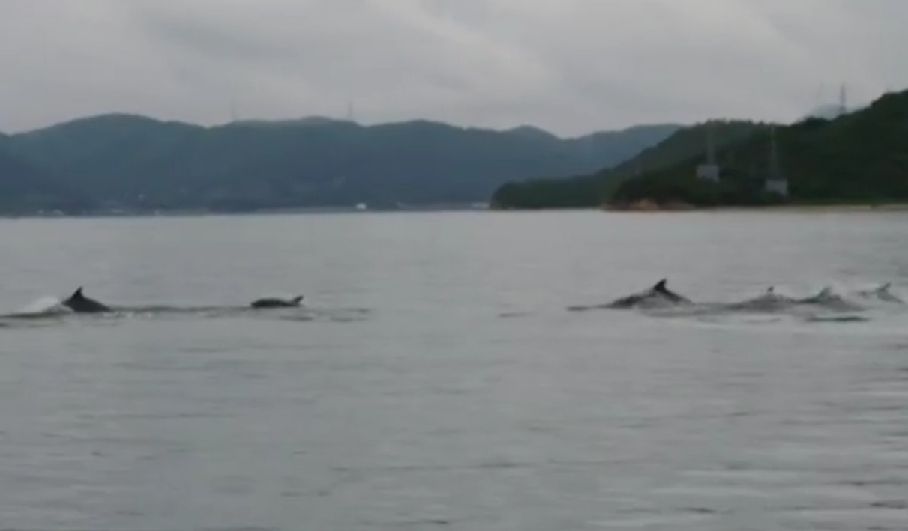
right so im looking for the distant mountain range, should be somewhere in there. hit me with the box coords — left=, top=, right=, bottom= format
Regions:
left=0, top=115, right=678, bottom=214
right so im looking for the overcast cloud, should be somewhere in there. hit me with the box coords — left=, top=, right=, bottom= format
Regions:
left=1, top=0, right=906, bottom=136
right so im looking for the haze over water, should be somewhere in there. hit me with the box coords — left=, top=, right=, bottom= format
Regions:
left=1, top=211, right=907, bottom=530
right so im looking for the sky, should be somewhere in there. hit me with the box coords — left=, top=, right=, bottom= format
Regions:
left=1, top=0, right=906, bottom=137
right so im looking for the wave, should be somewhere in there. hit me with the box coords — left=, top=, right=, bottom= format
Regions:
left=806, top=315, right=871, bottom=323
left=3, top=297, right=72, bottom=319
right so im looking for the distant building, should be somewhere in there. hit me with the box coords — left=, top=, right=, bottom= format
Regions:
left=696, top=163, right=720, bottom=182
left=696, top=123, right=720, bottom=182
left=764, top=126, right=789, bottom=197
left=765, top=178, right=788, bottom=197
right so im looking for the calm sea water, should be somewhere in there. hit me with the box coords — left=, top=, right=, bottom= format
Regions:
left=1, top=211, right=907, bottom=531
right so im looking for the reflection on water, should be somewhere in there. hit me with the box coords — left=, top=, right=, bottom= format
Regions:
left=0, top=211, right=907, bottom=530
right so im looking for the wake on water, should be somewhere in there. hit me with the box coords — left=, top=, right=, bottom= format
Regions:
left=0, top=296, right=371, bottom=328
left=2, top=282, right=903, bottom=329
left=6, top=297, right=71, bottom=318
left=568, top=282, right=907, bottom=326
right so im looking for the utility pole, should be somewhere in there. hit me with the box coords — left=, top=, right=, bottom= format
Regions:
left=839, top=84, right=848, bottom=116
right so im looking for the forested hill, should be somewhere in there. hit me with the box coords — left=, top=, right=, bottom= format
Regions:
left=493, top=88, right=908, bottom=209
left=610, top=89, right=908, bottom=207
left=0, top=114, right=678, bottom=213
left=491, top=121, right=762, bottom=209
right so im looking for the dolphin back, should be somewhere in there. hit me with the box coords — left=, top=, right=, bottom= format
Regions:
left=251, top=295, right=304, bottom=309
left=63, top=287, right=112, bottom=313
left=651, top=279, right=691, bottom=304
left=608, top=279, right=691, bottom=309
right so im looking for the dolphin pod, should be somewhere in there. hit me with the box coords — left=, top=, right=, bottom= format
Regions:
left=604, top=280, right=901, bottom=313
left=59, top=287, right=305, bottom=314
left=35, top=281, right=908, bottom=316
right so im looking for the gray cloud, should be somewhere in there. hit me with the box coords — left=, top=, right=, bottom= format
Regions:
left=1, top=0, right=906, bottom=136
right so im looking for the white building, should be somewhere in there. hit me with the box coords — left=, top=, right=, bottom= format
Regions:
left=765, top=178, right=789, bottom=197
left=765, top=126, right=789, bottom=197
left=697, top=123, right=720, bottom=182
left=696, top=163, right=720, bottom=182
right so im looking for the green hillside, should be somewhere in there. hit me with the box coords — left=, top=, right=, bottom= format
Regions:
left=611, top=89, right=908, bottom=207
left=492, top=121, right=762, bottom=209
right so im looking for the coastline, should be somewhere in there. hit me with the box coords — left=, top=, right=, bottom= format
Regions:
left=6, top=202, right=908, bottom=219
left=605, top=200, right=908, bottom=213
left=0, top=203, right=492, bottom=220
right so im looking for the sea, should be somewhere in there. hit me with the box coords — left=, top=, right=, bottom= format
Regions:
left=1, top=210, right=907, bottom=531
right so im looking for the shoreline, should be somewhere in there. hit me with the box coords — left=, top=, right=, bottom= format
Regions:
left=0, top=203, right=491, bottom=220
left=5, top=203, right=908, bottom=219
left=605, top=200, right=908, bottom=213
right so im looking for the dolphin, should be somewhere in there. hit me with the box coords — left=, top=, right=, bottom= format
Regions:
left=856, top=282, right=903, bottom=303
left=62, top=287, right=112, bottom=313
left=608, top=279, right=691, bottom=309
left=250, top=295, right=304, bottom=309
left=796, top=286, right=863, bottom=311
left=728, top=286, right=796, bottom=311
left=797, top=287, right=837, bottom=305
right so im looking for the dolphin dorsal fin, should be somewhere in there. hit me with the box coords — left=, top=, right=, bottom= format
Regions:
left=72, top=286, right=84, bottom=299
left=879, top=282, right=892, bottom=293
left=654, top=279, right=668, bottom=293
left=292, top=295, right=304, bottom=304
